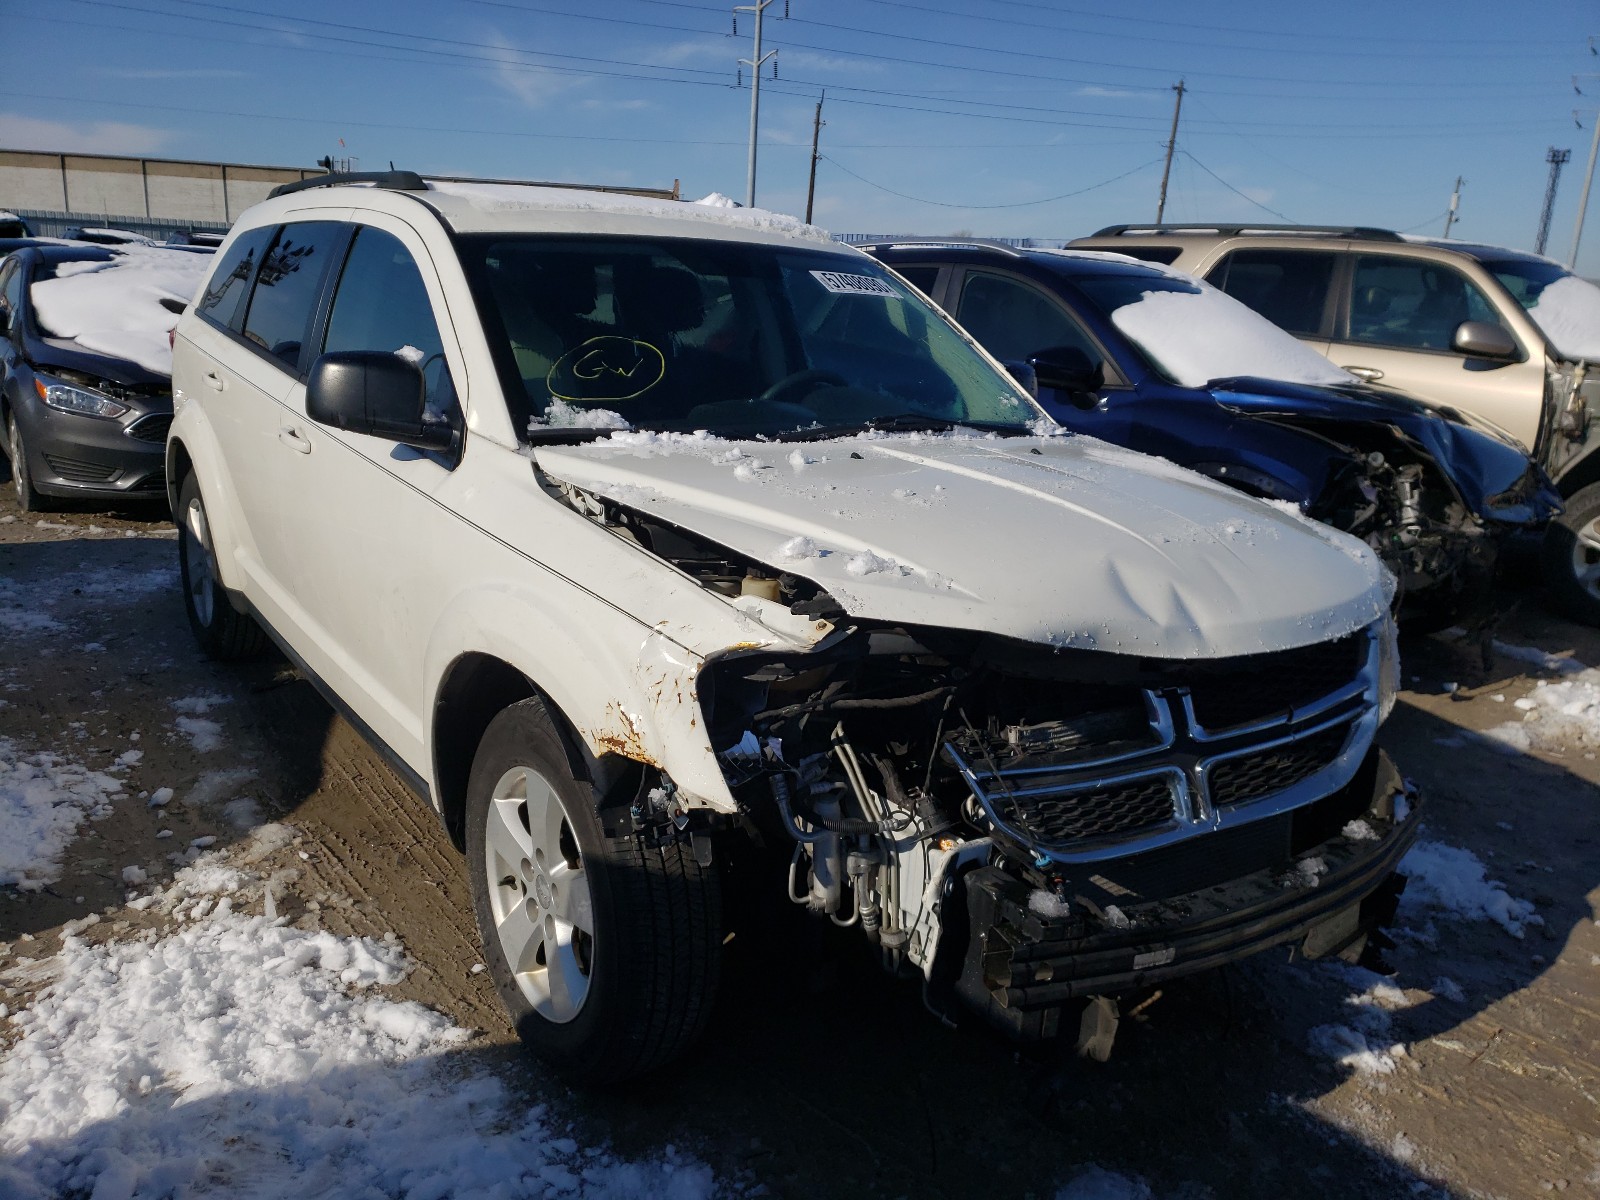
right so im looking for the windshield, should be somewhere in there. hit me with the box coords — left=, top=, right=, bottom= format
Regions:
left=1068, top=271, right=1352, bottom=390
left=457, top=235, right=1038, bottom=439
left=1482, top=258, right=1571, bottom=312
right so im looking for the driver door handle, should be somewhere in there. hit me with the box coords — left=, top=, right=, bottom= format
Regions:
left=203, top=371, right=225, bottom=391
left=278, top=425, right=311, bottom=454
left=1343, top=365, right=1384, bottom=382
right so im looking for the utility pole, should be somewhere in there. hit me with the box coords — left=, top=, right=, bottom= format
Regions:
left=1155, top=79, right=1186, bottom=223
left=1442, top=176, right=1464, bottom=239
left=1536, top=147, right=1571, bottom=256
left=1570, top=93, right=1600, bottom=268
left=734, top=0, right=777, bottom=209
left=805, top=90, right=826, bottom=224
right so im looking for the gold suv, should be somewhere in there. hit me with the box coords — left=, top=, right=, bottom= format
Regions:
left=1068, top=224, right=1600, bottom=623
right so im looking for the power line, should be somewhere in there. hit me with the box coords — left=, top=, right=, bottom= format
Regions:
left=817, top=154, right=1163, bottom=208
left=1179, top=150, right=1294, bottom=221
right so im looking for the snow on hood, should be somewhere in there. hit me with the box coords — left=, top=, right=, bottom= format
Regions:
left=534, top=431, right=1390, bottom=659
left=1109, top=281, right=1355, bottom=390
left=424, top=180, right=834, bottom=244
left=29, top=246, right=211, bottom=377
left=1526, top=273, right=1600, bottom=361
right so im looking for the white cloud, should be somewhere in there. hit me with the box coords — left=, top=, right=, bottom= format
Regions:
left=1074, top=85, right=1152, bottom=99
left=581, top=98, right=651, bottom=112
left=484, top=30, right=577, bottom=107
left=646, top=39, right=728, bottom=68
left=99, top=68, right=249, bottom=80
left=0, top=113, right=174, bottom=156
left=780, top=51, right=882, bottom=74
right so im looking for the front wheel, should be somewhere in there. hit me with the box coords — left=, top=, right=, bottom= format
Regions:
left=7, top=412, right=49, bottom=513
left=1542, top=481, right=1600, bottom=626
left=176, top=473, right=269, bottom=659
left=466, top=698, right=722, bottom=1084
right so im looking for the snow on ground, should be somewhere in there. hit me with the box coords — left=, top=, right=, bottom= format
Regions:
left=1399, top=840, right=1541, bottom=939
left=0, top=560, right=178, bottom=637
left=0, top=840, right=716, bottom=1200
left=1484, top=667, right=1600, bottom=755
left=29, top=245, right=211, bottom=376
left=0, top=739, right=129, bottom=891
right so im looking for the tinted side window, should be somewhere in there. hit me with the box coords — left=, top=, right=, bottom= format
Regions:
left=241, top=222, right=344, bottom=371
left=1206, top=249, right=1336, bottom=336
left=1344, top=255, right=1498, bottom=352
left=1, top=262, right=21, bottom=322
left=323, top=227, right=455, bottom=419
left=195, top=225, right=274, bottom=332
left=955, top=271, right=1100, bottom=365
left=894, top=265, right=939, bottom=294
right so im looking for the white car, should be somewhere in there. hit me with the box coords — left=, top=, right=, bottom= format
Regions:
left=168, top=171, right=1418, bottom=1081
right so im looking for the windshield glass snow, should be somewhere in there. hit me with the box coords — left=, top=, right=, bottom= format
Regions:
left=457, top=235, right=1038, bottom=440
left=1071, top=271, right=1353, bottom=390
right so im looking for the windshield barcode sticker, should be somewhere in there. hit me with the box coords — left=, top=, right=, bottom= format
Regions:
left=811, top=270, right=899, bottom=297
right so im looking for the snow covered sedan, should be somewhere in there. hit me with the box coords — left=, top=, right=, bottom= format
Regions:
left=0, top=243, right=210, bottom=510
left=168, top=171, right=1420, bottom=1081
left=863, top=241, right=1561, bottom=629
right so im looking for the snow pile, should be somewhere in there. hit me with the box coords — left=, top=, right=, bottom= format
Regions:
left=778, top=535, right=823, bottom=560
left=29, top=245, right=211, bottom=376
left=1492, top=639, right=1586, bottom=676
left=1484, top=667, right=1600, bottom=754
left=692, top=192, right=738, bottom=208
left=1400, top=839, right=1542, bottom=938
left=0, top=909, right=716, bottom=1199
left=531, top=399, right=631, bottom=430
left=427, top=179, right=834, bottom=245
left=0, top=740, right=127, bottom=890
left=1106, top=282, right=1355, bottom=389
left=1526, top=273, right=1600, bottom=361
left=845, top=548, right=903, bottom=577
left=1307, top=964, right=1416, bottom=1076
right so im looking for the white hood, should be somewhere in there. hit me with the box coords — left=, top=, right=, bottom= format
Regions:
left=534, top=431, right=1390, bottom=660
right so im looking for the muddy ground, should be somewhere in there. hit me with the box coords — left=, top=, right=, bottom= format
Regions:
left=1, top=491, right=1597, bottom=1200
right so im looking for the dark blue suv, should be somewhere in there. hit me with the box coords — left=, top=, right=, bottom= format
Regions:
left=864, top=240, right=1560, bottom=628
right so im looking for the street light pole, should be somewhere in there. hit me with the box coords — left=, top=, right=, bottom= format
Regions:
left=735, top=0, right=776, bottom=209
left=1569, top=107, right=1600, bottom=268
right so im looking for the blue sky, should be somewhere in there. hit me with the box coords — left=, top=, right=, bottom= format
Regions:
left=8, top=0, right=1600, bottom=274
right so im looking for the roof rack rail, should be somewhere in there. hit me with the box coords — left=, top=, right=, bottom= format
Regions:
left=269, top=170, right=427, bottom=199
left=1087, top=222, right=1403, bottom=242
left=857, top=236, right=1024, bottom=257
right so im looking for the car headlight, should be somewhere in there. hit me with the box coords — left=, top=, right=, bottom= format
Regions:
left=1376, top=613, right=1400, bottom=724
left=34, top=375, right=129, bottom=420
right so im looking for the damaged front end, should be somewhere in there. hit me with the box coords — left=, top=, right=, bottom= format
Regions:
left=700, top=612, right=1421, bottom=1045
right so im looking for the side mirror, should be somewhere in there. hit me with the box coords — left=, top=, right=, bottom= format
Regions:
left=306, top=350, right=455, bottom=451
left=1001, top=360, right=1038, bottom=398
left=1029, top=345, right=1105, bottom=403
left=1452, top=320, right=1518, bottom=360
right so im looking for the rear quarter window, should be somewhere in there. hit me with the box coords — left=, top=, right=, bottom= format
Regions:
left=195, top=226, right=275, bottom=333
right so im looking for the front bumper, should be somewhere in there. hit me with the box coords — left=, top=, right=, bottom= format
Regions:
left=948, top=746, right=1419, bottom=1039
left=20, top=398, right=170, bottom=501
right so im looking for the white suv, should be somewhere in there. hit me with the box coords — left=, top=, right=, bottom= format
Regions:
left=168, top=172, right=1417, bottom=1080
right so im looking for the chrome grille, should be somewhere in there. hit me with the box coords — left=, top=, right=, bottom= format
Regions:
left=1206, top=722, right=1354, bottom=808
left=944, top=628, right=1380, bottom=863
left=990, top=773, right=1177, bottom=850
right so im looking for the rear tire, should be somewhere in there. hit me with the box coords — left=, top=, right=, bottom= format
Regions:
left=7, top=412, right=49, bottom=513
left=1542, top=481, right=1600, bottom=626
left=465, top=698, right=722, bottom=1084
left=177, top=473, right=268, bottom=659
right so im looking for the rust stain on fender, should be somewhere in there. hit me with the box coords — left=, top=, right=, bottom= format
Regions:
left=593, top=700, right=664, bottom=768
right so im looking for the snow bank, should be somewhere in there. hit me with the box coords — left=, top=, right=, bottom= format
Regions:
left=0, top=910, right=716, bottom=1199
left=1107, top=283, right=1355, bottom=389
left=1400, top=839, right=1542, bottom=938
left=1485, top=667, right=1600, bottom=754
left=0, top=739, right=127, bottom=890
left=1527, top=273, right=1600, bottom=361
left=29, top=245, right=211, bottom=376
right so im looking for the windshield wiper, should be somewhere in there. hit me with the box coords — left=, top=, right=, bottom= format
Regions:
left=774, top=414, right=1027, bottom=441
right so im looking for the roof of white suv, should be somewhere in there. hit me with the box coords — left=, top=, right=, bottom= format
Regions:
left=249, top=173, right=836, bottom=249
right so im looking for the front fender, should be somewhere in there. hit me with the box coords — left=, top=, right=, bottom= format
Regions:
left=421, top=582, right=738, bottom=815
